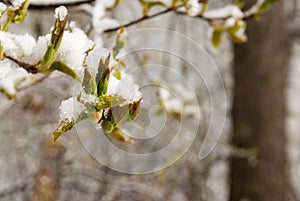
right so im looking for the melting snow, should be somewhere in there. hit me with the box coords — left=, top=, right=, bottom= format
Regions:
left=54, top=6, right=68, bottom=21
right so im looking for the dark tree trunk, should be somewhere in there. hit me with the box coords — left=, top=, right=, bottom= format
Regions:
left=230, top=1, right=288, bottom=201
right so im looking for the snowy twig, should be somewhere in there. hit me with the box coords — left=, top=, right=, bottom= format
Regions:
left=5, top=55, right=38, bottom=74
left=103, top=2, right=259, bottom=33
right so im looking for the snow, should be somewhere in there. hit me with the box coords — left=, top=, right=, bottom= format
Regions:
left=102, top=0, right=116, bottom=8
left=108, top=74, right=142, bottom=103
left=12, top=0, right=26, bottom=7
left=78, top=90, right=97, bottom=105
left=85, top=47, right=110, bottom=77
left=0, top=31, right=36, bottom=62
left=54, top=6, right=68, bottom=21
left=59, top=97, right=85, bottom=121
left=29, top=35, right=50, bottom=64
left=56, top=28, right=95, bottom=81
left=0, top=59, right=29, bottom=96
left=203, top=5, right=243, bottom=19
left=187, top=0, right=201, bottom=17
left=224, top=17, right=236, bottom=28
left=1, top=25, right=94, bottom=81
left=0, top=3, right=7, bottom=13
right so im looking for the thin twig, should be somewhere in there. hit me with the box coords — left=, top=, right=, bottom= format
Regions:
left=103, top=4, right=258, bottom=33
left=28, top=0, right=95, bottom=10
left=103, top=7, right=175, bottom=33
left=5, top=55, right=38, bottom=74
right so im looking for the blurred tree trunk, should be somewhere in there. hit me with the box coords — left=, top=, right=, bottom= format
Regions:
left=230, top=0, right=288, bottom=200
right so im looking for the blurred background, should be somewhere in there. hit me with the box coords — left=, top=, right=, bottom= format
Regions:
left=0, top=0, right=299, bottom=200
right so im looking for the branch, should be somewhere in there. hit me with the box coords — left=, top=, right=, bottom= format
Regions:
left=5, top=55, right=38, bottom=74
left=103, top=3, right=258, bottom=33
left=103, top=7, right=174, bottom=33
left=28, top=0, right=95, bottom=10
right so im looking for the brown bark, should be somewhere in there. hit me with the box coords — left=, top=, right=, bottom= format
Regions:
left=230, top=1, right=288, bottom=201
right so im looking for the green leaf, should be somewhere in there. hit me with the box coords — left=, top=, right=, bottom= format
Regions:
left=49, top=61, right=77, bottom=79
left=113, top=27, right=126, bottom=59
left=108, top=127, right=132, bottom=143
left=82, top=68, right=92, bottom=92
left=236, top=0, right=246, bottom=8
left=96, top=56, right=111, bottom=96
left=138, top=0, right=166, bottom=16
left=41, top=45, right=57, bottom=70
left=109, top=98, right=142, bottom=124
left=128, top=98, right=142, bottom=120
left=53, top=118, right=75, bottom=141
left=0, top=42, right=3, bottom=60
left=101, top=119, right=114, bottom=133
left=258, top=0, right=277, bottom=13
left=87, top=77, right=97, bottom=96
left=226, top=20, right=247, bottom=44
left=113, top=67, right=122, bottom=80
left=211, top=28, right=224, bottom=49
left=2, top=0, right=29, bottom=31
left=40, top=8, right=67, bottom=70
left=80, top=69, right=98, bottom=95
left=53, top=109, right=88, bottom=141
left=10, top=0, right=29, bottom=24
left=95, top=94, right=126, bottom=110
left=172, top=0, right=182, bottom=7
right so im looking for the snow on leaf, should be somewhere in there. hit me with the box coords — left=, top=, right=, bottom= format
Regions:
left=12, top=0, right=27, bottom=7
left=226, top=19, right=247, bottom=43
left=186, top=0, right=202, bottom=17
left=53, top=118, right=75, bottom=141
left=54, top=6, right=68, bottom=21
left=108, top=74, right=142, bottom=104
left=0, top=59, right=29, bottom=98
left=54, top=96, right=88, bottom=140
left=59, top=97, right=86, bottom=122
left=203, top=5, right=243, bottom=19
left=0, top=31, right=36, bottom=61
left=55, top=28, right=95, bottom=81
left=86, top=47, right=110, bottom=78
left=96, top=94, right=125, bottom=110
left=77, top=90, right=98, bottom=106
left=40, top=6, right=68, bottom=70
